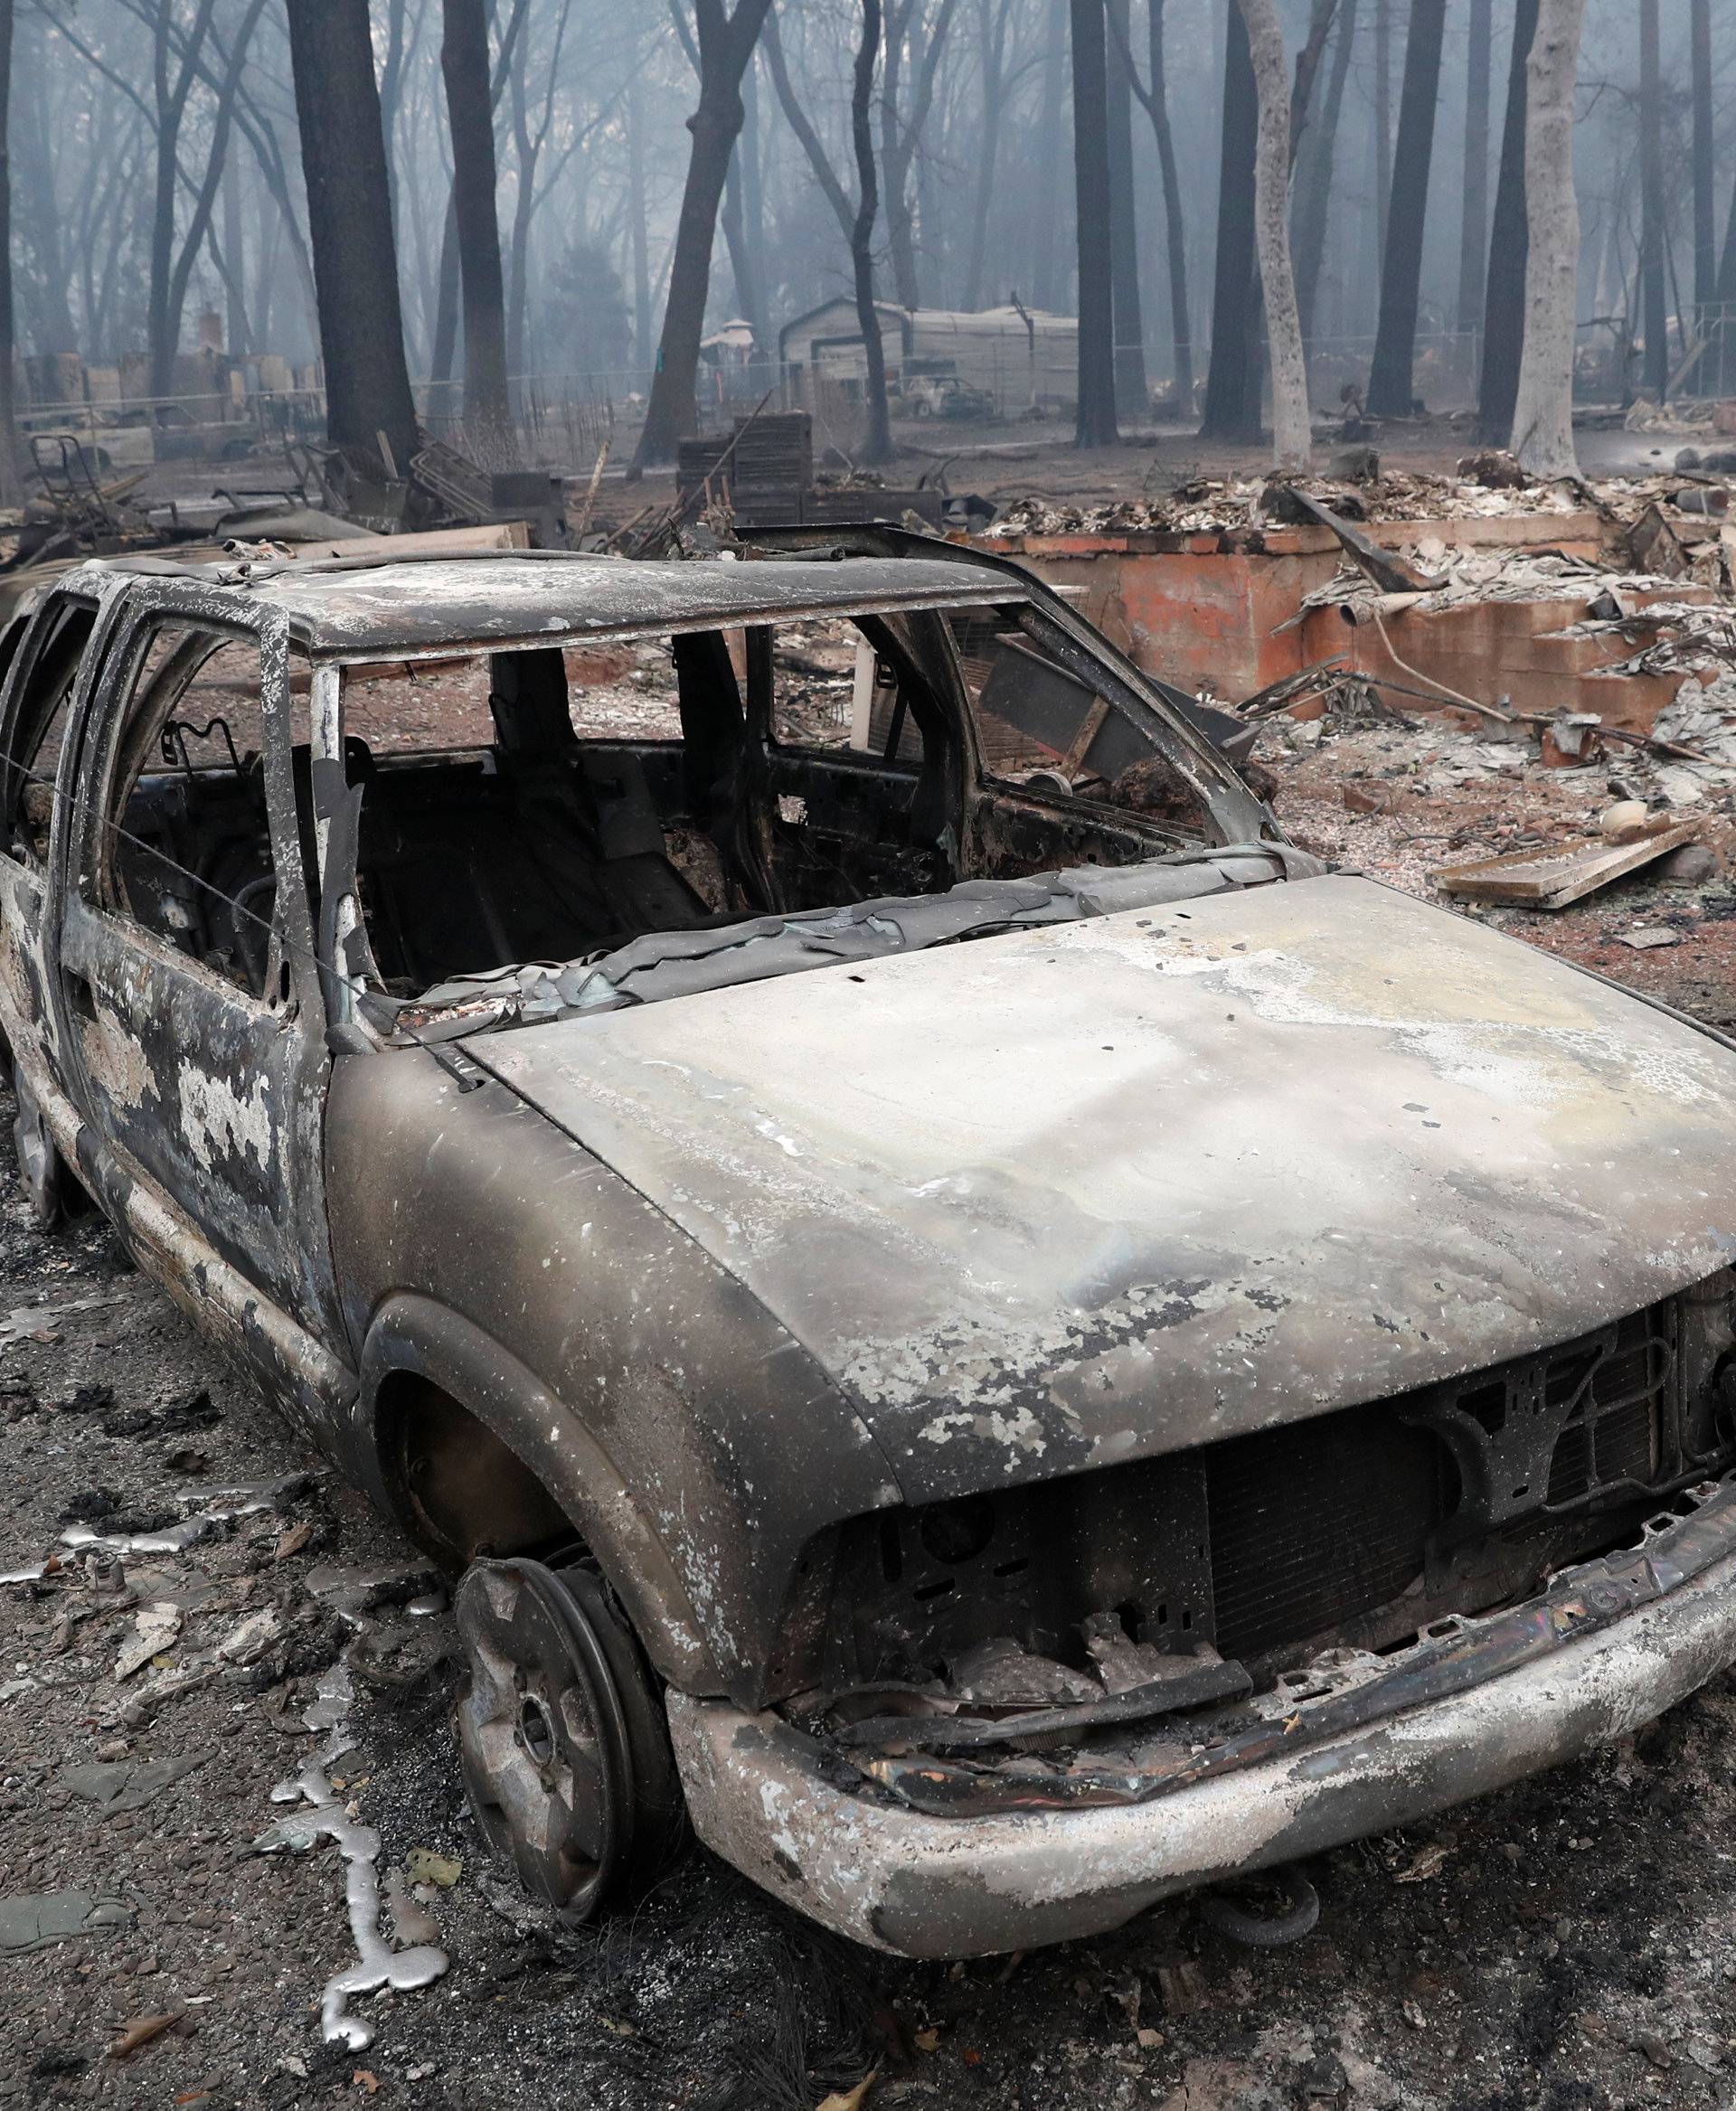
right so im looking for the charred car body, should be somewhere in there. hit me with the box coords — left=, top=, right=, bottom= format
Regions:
left=2, top=534, right=1736, bottom=1958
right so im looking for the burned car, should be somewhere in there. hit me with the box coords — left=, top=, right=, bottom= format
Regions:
left=2, top=536, right=1736, bottom=1960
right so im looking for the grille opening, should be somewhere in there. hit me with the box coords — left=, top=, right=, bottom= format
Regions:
left=1545, top=1320, right=1666, bottom=1504
left=1462, top=1381, right=1507, bottom=1432
left=1206, top=1403, right=1456, bottom=1663
left=816, top=1283, right=1721, bottom=1701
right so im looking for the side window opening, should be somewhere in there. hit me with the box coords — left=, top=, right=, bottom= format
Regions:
left=4, top=600, right=98, bottom=868
left=752, top=610, right=955, bottom=912
left=334, top=614, right=961, bottom=1003
left=769, top=613, right=929, bottom=772
left=315, top=596, right=1245, bottom=1034
left=949, top=604, right=1210, bottom=835
left=342, top=636, right=737, bottom=999
left=100, top=625, right=309, bottom=1002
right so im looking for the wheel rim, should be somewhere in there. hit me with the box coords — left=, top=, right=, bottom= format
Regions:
left=454, top=1558, right=634, bottom=1919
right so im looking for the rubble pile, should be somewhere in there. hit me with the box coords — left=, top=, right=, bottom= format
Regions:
left=1296, top=545, right=1632, bottom=621
left=985, top=466, right=1595, bottom=540
left=983, top=459, right=1736, bottom=557
left=1625, top=395, right=1722, bottom=433
left=1249, top=677, right=1736, bottom=1021
left=1560, top=600, right=1736, bottom=680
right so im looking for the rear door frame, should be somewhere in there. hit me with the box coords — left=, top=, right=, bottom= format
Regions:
left=42, top=578, right=351, bottom=1437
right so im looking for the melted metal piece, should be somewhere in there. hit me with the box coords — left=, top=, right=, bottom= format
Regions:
left=59, top=1475, right=319, bottom=1560
left=61, top=1517, right=215, bottom=1557
left=255, top=1663, right=449, bottom=2049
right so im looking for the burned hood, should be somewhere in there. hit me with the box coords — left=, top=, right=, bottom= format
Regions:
left=485, top=874, right=1736, bottom=1503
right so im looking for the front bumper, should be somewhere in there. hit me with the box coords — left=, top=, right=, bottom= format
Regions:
left=667, top=1484, right=1736, bottom=1957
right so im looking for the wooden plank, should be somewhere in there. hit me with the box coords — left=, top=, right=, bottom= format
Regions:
left=1431, top=818, right=1701, bottom=909
left=1271, top=486, right=1448, bottom=594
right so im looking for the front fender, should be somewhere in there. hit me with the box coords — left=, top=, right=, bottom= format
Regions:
left=325, top=1046, right=903, bottom=1707
left=356, top=1293, right=718, bottom=1692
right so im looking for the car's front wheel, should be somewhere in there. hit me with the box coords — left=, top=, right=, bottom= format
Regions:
left=453, top=1555, right=684, bottom=1922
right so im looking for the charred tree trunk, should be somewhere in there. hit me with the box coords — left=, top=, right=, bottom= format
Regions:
left=146, top=2, right=198, bottom=401
left=1145, top=0, right=1193, bottom=410
left=720, top=153, right=764, bottom=344
left=429, top=204, right=463, bottom=410
left=13, top=12, right=76, bottom=354
left=1293, top=0, right=1358, bottom=347
left=762, top=12, right=854, bottom=239
left=148, top=0, right=262, bottom=401
left=1366, top=0, right=1445, bottom=417
left=214, top=85, right=318, bottom=327
left=627, top=71, right=655, bottom=369
left=1477, top=0, right=1539, bottom=443
left=1071, top=0, right=1119, bottom=446
left=221, top=145, right=248, bottom=356
left=963, top=0, right=1011, bottom=312
left=1288, top=0, right=1340, bottom=163
left=442, top=0, right=513, bottom=448
left=1511, top=0, right=1585, bottom=475
left=0, top=0, right=16, bottom=507
left=702, top=4, right=764, bottom=351
left=255, top=177, right=282, bottom=355
left=1201, top=4, right=1260, bottom=443
left=1639, top=0, right=1666, bottom=401
left=881, top=13, right=917, bottom=309
left=1693, top=0, right=1714, bottom=320
left=506, top=23, right=543, bottom=381
left=1105, top=0, right=1147, bottom=417
left=851, top=0, right=894, bottom=465
left=1457, top=0, right=1492, bottom=341
left=881, top=2, right=958, bottom=315
left=1716, top=112, right=1736, bottom=308
left=738, top=54, right=769, bottom=359
left=1373, top=0, right=1392, bottom=258
left=1239, top=0, right=1309, bottom=469
left=429, top=2, right=526, bottom=415
left=1029, top=0, right=1067, bottom=311
left=633, top=0, right=774, bottom=468
left=287, top=0, right=420, bottom=479
left=508, top=14, right=579, bottom=383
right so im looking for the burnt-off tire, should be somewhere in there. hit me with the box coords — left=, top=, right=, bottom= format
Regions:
left=454, top=1556, right=686, bottom=1923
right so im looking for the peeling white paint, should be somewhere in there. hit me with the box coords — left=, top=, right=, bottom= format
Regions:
left=177, top=1060, right=276, bottom=1178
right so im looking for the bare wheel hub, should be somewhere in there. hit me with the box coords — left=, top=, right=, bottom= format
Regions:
left=454, top=1556, right=684, bottom=1922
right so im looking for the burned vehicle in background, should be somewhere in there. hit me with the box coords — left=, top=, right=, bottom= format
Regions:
left=2, top=536, right=1736, bottom=1958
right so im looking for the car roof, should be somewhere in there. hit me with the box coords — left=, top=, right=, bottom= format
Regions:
left=79, top=552, right=1023, bottom=659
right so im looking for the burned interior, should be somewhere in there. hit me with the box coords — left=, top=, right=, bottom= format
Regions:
left=32, top=558, right=1271, bottom=1041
